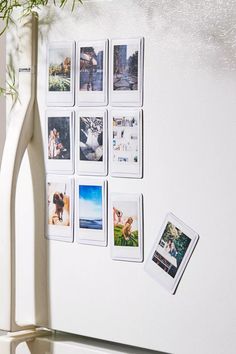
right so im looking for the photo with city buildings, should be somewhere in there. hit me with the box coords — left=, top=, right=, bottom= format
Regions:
left=113, top=44, right=139, bottom=91
left=80, top=46, right=104, bottom=91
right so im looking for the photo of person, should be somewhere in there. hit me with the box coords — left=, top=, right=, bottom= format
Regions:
left=152, top=222, right=191, bottom=278
left=113, top=200, right=139, bottom=247
left=79, top=185, right=103, bottom=230
left=80, top=116, right=103, bottom=162
left=48, top=47, right=71, bottom=92
left=112, top=115, right=138, bottom=164
left=48, top=182, right=70, bottom=226
left=80, top=46, right=103, bottom=91
left=113, top=43, right=139, bottom=91
left=48, top=116, right=70, bottom=160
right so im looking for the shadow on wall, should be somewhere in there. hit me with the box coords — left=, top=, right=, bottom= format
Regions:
left=0, top=29, right=6, bottom=165
left=43, top=0, right=236, bottom=71
left=135, top=0, right=236, bottom=70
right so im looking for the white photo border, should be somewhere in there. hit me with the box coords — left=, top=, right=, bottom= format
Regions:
left=77, top=39, right=108, bottom=106
left=46, top=174, right=74, bottom=243
left=110, top=37, right=144, bottom=107
left=45, top=109, right=74, bottom=175
left=76, top=109, right=108, bottom=176
left=109, top=108, right=143, bottom=178
left=144, top=213, right=199, bottom=294
left=46, top=41, right=75, bottom=107
left=110, top=193, right=143, bottom=262
left=76, top=178, right=107, bottom=246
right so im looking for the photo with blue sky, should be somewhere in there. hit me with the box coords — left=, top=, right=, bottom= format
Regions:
left=79, top=185, right=103, bottom=230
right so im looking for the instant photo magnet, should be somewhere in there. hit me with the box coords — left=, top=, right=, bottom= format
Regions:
left=46, top=175, right=74, bottom=242
left=144, top=213, right=199, bottom=294
left=47, top=41, right=75, bottom=107
left=110, top=193, right=143, bottom=262
left=109, top=109, right=143, bottom=178
left=46, top=109, right=74, bottom=174
left=76, top=109, right=108, bottom=176
left=76, top=178, right=107, bottom=246
left=77, top=40, right=108, bottom=106
left=110, top=37, right=144, bottom=107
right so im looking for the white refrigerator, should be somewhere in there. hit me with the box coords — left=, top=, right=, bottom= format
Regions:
left=0, top=1, right=236, bottom=354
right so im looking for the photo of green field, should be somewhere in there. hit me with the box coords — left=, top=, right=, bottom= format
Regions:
left=113, top=200, right=139, bottom=247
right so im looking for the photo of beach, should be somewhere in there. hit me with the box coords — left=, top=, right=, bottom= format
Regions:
left=48, top=47, right=71, bottom=91
left=113, top=200, right=139, bottom=247
left=79, top=184, right=103, bottom=230
left=47, top=182, right=70, bottom=226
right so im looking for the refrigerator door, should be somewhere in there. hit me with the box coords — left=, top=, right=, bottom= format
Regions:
left=1, top=1, right=236, bottom=354
left=35, top=2, right=236, bottom=352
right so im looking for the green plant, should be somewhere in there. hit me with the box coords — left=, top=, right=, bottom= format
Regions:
left=0, top=0, right=83, bottom=34
left=0, top=0, right=83, bottom=100
left=0, top=53, right=19, bottom=109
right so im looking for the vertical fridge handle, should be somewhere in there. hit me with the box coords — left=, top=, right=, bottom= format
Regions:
left=0, top=13, right=38, bottom=331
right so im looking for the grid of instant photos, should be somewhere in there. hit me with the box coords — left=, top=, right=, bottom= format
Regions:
left=45, top=38, right=144, bottom=263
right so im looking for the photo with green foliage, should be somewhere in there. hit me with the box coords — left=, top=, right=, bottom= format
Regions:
left=48, top=48, right=71, bottom=92
left=113, top=200, right=139, bottom=247
left=153, top=222, right=191, bottom=278
left=160, top=222, right=191, bottom=265
left=114, top=225, right=138, bottom=247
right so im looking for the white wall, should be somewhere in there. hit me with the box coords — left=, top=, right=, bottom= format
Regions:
left=10, top=1, right=236, bottom=354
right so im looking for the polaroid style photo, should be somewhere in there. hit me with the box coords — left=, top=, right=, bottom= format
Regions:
left=76, top=178, right=107, bottom=246
left=77, top=40, right=108, bottom=106
left=110, top=193, right=143, bottom=262
left=110, top=38, right=144, bottom=106
left=46, top=110, right=74, bottom=174
left=110, top=109, right=142, bottom=178
left=144, top=213, right=199, bottom=294
left=47, top=41, right=75, bottom=106
left=46, top=175, right=74, bottom=242
left=76, top=110, right=107, bottom=176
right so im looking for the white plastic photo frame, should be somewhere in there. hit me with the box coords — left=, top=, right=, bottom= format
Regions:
left=110, top=193, right=143, bottom=262
left=46, top=175, right=74, bottom=242
left=110, top=37, right=144, bottom=106
left=144, top=213, right=199, bottom=294
left=46, top=109, right=74, bottom=174
left=77, top=40, right=108, bottom=106
left=76, top=178, right=107, bottom=246
left=47, top=41, right=75, bottom=107
left=76, top=109, right=107, bottom=176
left=109, top=109, right=143, bottom=178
